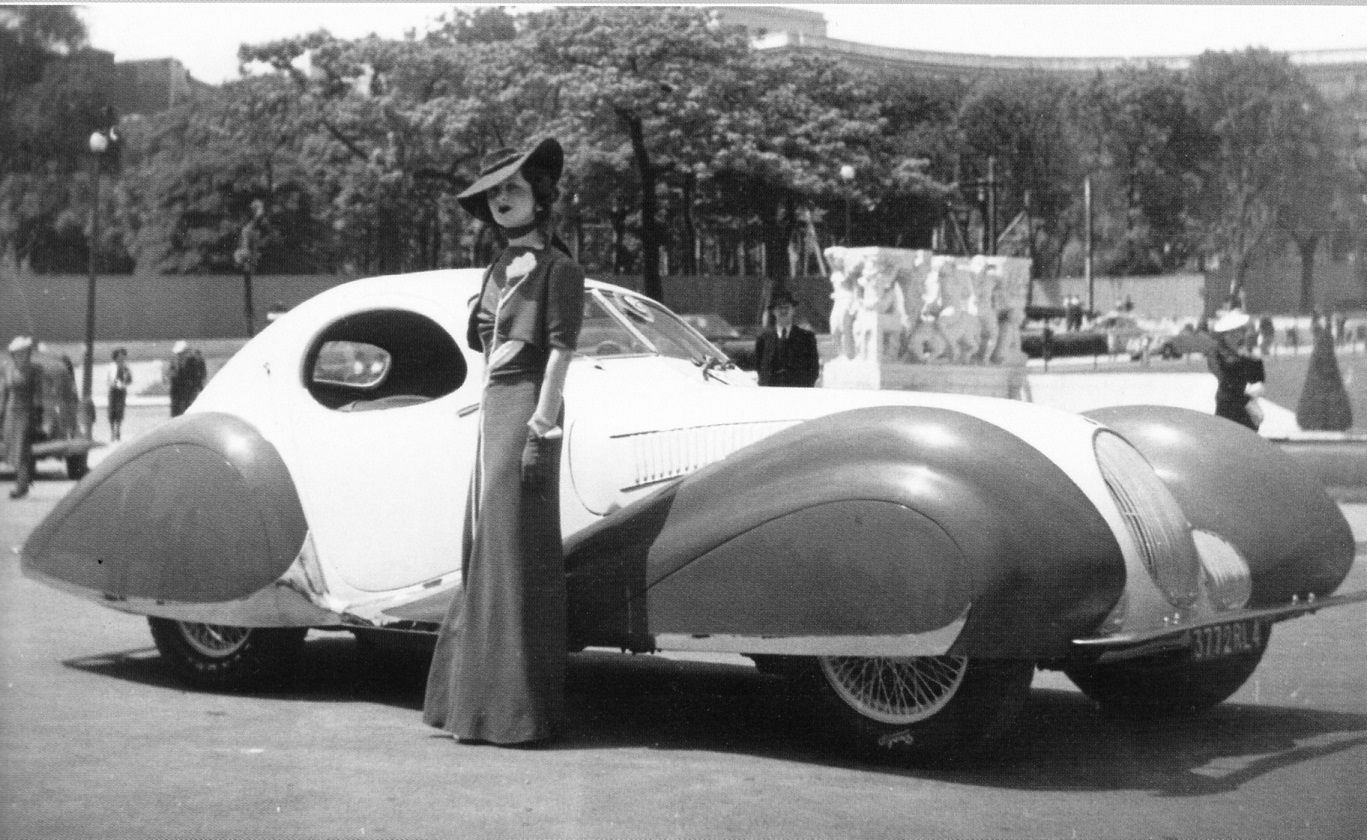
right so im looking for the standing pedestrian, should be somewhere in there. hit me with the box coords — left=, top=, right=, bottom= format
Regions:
left=1, top=336, right=39, bottom=498
left=424, top=137, right=584, bottom=746
left=1207, top=310, right=1266, bottom=430
left=755, top=290, right=821, bottom=387
left=107, top=347, right=132, bottom=442
left=165, top=340, right=206, bottom=417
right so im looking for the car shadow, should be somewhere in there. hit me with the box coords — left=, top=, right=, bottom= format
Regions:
left=65, top=639, right=1367, bottom=790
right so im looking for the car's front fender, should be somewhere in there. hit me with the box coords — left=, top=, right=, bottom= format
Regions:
left=565, top=405, right=1125, bottom=659
left=1085, top=405, right=1355, bottom=606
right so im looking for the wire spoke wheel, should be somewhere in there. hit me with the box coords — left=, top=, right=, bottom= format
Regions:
left=148, top=617, right=306, bottom=691
left=177, top=622, right=253, bottom=658
left=820, top=655, right=968, bottom=725
left=798, top=655, right=1035, bottom=761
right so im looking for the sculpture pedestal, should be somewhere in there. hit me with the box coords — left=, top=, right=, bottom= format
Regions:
left=822, top=358, right=1028, bottom=400
left=821, top=357, right=883, bottom=390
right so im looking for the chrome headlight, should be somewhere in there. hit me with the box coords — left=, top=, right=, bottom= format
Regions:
left=1191, top=530, right=1253, bottom=610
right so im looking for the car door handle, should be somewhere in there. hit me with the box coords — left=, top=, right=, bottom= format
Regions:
left=458, top=402, right=480, bottom=417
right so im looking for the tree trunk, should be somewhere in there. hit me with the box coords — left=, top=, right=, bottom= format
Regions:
left=619, top=109, right=662, bottom=302
left=681, top=171, right=698, bottom=276
left=1297, top=235, right=1318, bottom=314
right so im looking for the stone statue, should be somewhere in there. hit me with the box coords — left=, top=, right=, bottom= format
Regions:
left=823, top=246, right=1029, bottom=367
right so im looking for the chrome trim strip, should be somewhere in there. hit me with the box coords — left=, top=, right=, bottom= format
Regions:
left=653, top=616, right=966, bottom=657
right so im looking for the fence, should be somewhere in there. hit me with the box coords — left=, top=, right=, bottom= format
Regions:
left=2, top=271, right=357, bottom=342
left=1, top=270, right=836, bottom=342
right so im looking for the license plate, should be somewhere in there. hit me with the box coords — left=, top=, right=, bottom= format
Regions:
left=1190, top=619, right=1266, bottom=662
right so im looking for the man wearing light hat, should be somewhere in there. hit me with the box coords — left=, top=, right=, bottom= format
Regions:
left=165, top=340, right=206, bottom=417
left=1207, top=309, right=1266, bottom=430
left=1, top=336, right=39, bottom=498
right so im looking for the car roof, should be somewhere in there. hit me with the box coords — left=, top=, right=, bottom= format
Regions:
left=343, top=267, right=633, bottom=303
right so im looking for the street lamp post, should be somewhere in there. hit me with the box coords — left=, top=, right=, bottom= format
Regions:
left=839, top=164, right=855, bottom=244
left=83, top=126, right=116, bottom=431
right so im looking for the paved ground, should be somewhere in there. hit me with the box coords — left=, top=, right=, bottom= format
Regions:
left=3, top=393, right=1366, bottom=838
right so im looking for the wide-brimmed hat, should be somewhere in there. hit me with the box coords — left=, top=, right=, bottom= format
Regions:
left=456, top=138, right=564, bottom=225
left=8, top=335, right=33, bottom=353
left=1211, top=309, right=1251, bottom=334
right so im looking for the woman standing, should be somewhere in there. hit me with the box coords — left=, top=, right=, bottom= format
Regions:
left=1207, top=309, right=1266, bottom=430
left=107, top=347, right=132, bottom=442
left=424, top=138, right=584, bottom=745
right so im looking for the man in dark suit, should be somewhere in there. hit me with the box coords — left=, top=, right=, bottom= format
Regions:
left=755, top=291, right=821, bottom=387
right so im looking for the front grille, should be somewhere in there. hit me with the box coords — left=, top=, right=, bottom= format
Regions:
left=1094, top=431, right=1201, bottom=607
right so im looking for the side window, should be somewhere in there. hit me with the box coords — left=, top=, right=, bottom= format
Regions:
left=305, top=309, right=466, bottom=411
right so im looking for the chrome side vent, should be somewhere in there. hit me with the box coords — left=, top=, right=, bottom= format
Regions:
left=1094, top=431, right=1201, bottom=607
left=614, top=420, right=796, bottom=491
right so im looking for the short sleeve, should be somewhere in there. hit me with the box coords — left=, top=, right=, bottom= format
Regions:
left=544, top=256, right=585, bottom=351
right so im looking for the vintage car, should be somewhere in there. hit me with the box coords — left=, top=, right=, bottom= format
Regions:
left=21, top=269, right=1365, bottom=761
left=1, top=349, right=95, bottom=480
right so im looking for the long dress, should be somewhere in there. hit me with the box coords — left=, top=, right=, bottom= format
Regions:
left=423, top=245, right=584, bottom=744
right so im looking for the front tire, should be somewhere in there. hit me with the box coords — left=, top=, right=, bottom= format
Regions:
left=1064, top=627, right=1270, bottom=716
left=148, top=618, right=306, bottom=691
left=791, top=655, right=1035, bottom=762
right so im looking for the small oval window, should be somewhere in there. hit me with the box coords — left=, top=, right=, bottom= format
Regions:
left=312, top=341, right=391, bottom=388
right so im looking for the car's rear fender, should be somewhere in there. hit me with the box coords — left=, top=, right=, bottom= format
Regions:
left=565, top=406, right=1125, bottom=659
left=20, top=412, right=316, bottom=620
left=1085, top=405, right=1355, bottom=605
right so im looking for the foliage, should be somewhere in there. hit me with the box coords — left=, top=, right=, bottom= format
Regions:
left=1295, top=320, right=1353, bottom=430
left=1069, top=65, right=1208, bottom=275
left=1186, top=48, right=1336, bottom=304
left=958, top=71, right=1079, bottom=276
left=6, top=7, right=1362, bottom=320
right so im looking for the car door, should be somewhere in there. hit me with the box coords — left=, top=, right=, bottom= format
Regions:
left=271, top=299, right=484, bottom=595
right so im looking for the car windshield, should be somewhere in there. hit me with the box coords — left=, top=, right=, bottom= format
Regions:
left=588, top=290, right=728, bottom=364
left=577, top=293, right=654, bottom=358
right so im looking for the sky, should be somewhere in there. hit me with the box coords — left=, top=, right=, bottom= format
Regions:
left=78, top=2, right=1367, bottom=85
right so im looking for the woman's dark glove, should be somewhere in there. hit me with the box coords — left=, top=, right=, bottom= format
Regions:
left=521, top=431, right=561, bottom=491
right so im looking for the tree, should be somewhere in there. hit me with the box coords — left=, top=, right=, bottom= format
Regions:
left=0, top=6, right=131, bottom=273
left=1187, top=49, right=1334, bottom=306
left=1069, top=65, right=1208, bottom=275
left=525, top=6, right=752, bottom=300
left=958, top=71, right=1079, bottom=277
left=1271, top=88, right=1344, bottom=313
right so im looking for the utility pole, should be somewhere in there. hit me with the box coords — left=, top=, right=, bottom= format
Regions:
left=1084, top=175, right=1094, bottom=316
left=986, top=155, right=997, bottom=256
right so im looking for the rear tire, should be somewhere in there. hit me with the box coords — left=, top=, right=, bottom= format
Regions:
left=789, top=655, right=1035, bottom=762
left=1064, top=627, right=1270, bottom=716
left=148, top=618, right=306, bottom=691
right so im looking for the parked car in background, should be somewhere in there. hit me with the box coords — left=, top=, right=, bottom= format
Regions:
left=680, top=312, right=757, bottom=370
left=0, top=349, right=95, bottom=480
left=21, top=269, right=1364, bottom=763
left=1020, top=323, right=1108, bottom=359
left=1153, top=323, right=1215, bottom=359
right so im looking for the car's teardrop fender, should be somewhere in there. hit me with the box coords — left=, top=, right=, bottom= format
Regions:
left=565, top=405, right=1125, bottom=658
left=21, top=412, right=308, bottom=605
left=1084, top=405, right=1355, bottom=606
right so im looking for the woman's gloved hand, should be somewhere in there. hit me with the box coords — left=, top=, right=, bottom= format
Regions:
left=521, top=429, right=561, bottom=491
